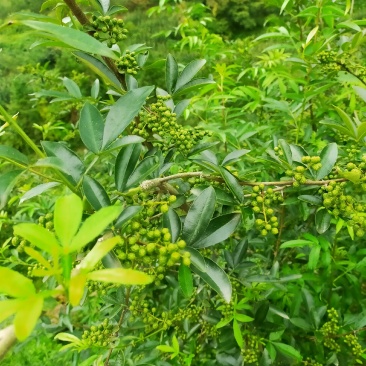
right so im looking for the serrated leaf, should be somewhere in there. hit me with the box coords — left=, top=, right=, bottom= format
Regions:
left=69, top=205, right=122, bottom=252
left=20, top=182, right=60, bottom=204
left=102, top=86, right=154, bottom=149
left=87, top=268, right=152, bottom=285
left=192, top=213, right=240, bottom=248
left=14, top=295, right=43, bottom=340
left=316, top=143, right=338, bottom=180
left=163, top=208, right=181, bottom=243
left=54, top=194, right=83, bottom=248
left=182, top=186, right=216, bottom=245
left=14, top=223, right=60, bottom=255
left=0, top=267, right=35, bottom=298
left=20, top=20, right=117, bottom=59
left=83, top=176, right=111, bottom=210
left=191, top=257, right=232, bottom=303
left=219, top=167, right=244, bottom=203
left=0, top=145, right=28, bottom=165
left=178, top=265, right=193, bottom=298
left=79, top=103, right=104, bottom=153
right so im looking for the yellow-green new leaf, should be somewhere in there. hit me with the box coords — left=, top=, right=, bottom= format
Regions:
left=24, top=247, right=52, bottom=269
left=14, top=223, right=60, bottom=256
left=0, top=267, right=35, bottom=298
left=69, top=205, right=122, bottom=253
left=69, top=273, right=88, bottom=306
left=14, top=295, right=44, bottom=340
left=0, top=299, right=23, bottom=323
left=54, top=194, right=83, bottom=248
left=79, top=236, right=122, bottom=271
left=87, top=268, right=153, bottom=285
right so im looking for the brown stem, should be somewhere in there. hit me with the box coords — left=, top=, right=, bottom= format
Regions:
left=104, top=287, right=131, bottom=365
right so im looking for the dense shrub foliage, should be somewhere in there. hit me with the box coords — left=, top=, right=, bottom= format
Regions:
left=1, top=1, right=366, bottom=365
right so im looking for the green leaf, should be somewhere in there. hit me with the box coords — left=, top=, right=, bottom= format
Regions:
left=315, top=209, right=331, bottom=234
left=0, top=145, right=28, bottom=165
left=163, top=208, right=181, bottom=243
left=115, top=205, right=143, bottom=229
left=298, top=195, right=322, bottom=205
left=308, top=246, right=320, bottom=270
left=0, top=267, right=35, bottom=298
left=79, top=103, right=104, bottom=153
left=353, top=86, right=366, bottom=103
left=20, top=182, right=60, bottom=204
left=62, top=77, right=82, bottom=98
left=333, top=105, right=357, bottom=138
left=185, top=247, right=206, bottom=272
left=233, top=319, right=243, bottom=348
left=166, top=54, right=178, bottom=94
left=280, top=240, right=314, bottom=249
left=219, top=167, right=244, bottom=203
left=74, top=52, right=121, bottom=89
left=83, top=176, right=111, bottom=210
left=54, top=332, right=82, bottom=344
left=182, top=186, right=216, bottom=245
left=41, top=141, right=85, bottom=184
left=87, top=268, right=153, bottom=285
left=278, top=139, right=292, bottom=165
left=104, top=135, right=145, bottom=152
left=290, top=317, right=312, bottom=331
left=316, top=143, right=338, bottom=180
left=14, top=223, right=60, bottom=255
left=320, top=120, right=353, bottom=138
left=216, top=316, right=233, bottom=328
left=174, top=59, right=206, bottom=92
left=156, top=345, right=175, bottom=353
left=54, top=194, right=83, bottom=248
left=14, top=295, right=44, bottom=341
left=178, top=264, right=193, bottom=298
left=0, top=170, right=23, bottom=209
left=221, top=149, right=250, bottom=166
left=102, top=86, right=154, bottom=149
left=20, top=20, right=117, bottom=59
left=191, top=257, right=232, bottom=303
left=80, top=236, right=122, bottom=271
left=24, top=247, right=52, bottom=270
left=91, top=79, right=100, bottom=99
left=115, top=143, right=142, bottom=192
left=126, top=156, right=160, bottom=190
left=174, top=99, right=190, bottom=118
left=173, top=78, right=215, bottom=97
left=69, top=273, right=87, bottom=306
left=235, top=314, right=254, bottom=323
left=0, top=299, right=23, bottom=323
left=192, top=213, right=240, bottom=248
left=357, top=122, right=366, bottom=142
left=96, top=0, right=110, bottom=13
left=272, top=342, right=302, bottom=362
left=69, top=205, right=123, bottom=252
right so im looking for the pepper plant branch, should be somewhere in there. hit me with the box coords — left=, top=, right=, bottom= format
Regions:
left=63, top=0, right=127, bottom=89
left=140, top=172, right=347, bottom=191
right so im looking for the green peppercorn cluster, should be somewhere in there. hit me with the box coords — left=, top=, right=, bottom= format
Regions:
left=131, top=95, right=211, bottom=154
left=303, top=358, right=323, bottom=366
left=319, top=180, right=366, bottom=237
left=285, top=156, right=322, bottom=187
left=38, top=212, right=54, bottom=231
left=218, top=302, right=233, bottom=319
left=321, top=308, right=341, bottom=352
left=344, top=333, right=364, bottom=359
left=90, top=15, right=128, bottom=47
left=81, top=318, right=116, bottom=347
left=27, top=262, right=50, bottom=277
left=250, top=185, right=281, bottom=236
left=10, top=235, right=28, bottom=252
left=241, top=334, right=261, bottom=365
left=116, top=51, right=140, bottom=75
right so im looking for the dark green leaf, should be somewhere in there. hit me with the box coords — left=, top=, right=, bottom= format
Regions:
left=21, top=20, right=117, bottom=59
left=174, top=59, right=206, bottom=92
left=191, top=257, right=232, bottom=303
left=219, top=167, right=244, bottom=203
left=83, top=176, right=111, bottom=210
left=255, top=302, right=269, bottom=324
left=316, top=143, right=338, bottom=180
left=233, top=239, right=248, bottom=267
left=308, top=246, right=320, bottom=270
left=272, top=342, right=302, bottom=361
left=0, top=145, right=28, bottom=166
left=163, top=208, right=181, bottom=243
left=278, top=139, right=292, bottom=165
left=115, top=144, right=142, bottom=192
left=115, top=205, right=143, bottom=229
left=221, top=149, right=250, bottom=166
left=315, top=209, right=331, bottom=234
left=280, top=240, right=314, bottom=249
left=166, top=54, right=178, bottom=94
left=178, top=265, right=193, bottom=298
left=0, top=170, right=23, bottom=209
left=192, top=213, right=240, bottom=248
left=20, top=182, right=60, bottom=204
left=79, top=103, right=104, bottom=153
left=290, top=317, right=312, bottom=331
left=182, top=186, right=216, bottom=245
left=102, top=86, right=154, bottom=149
left=185, top=247, right=206, bottom=272
left=298, top=195, right=322, bottom=205
left=126, top=156, right=159, bottom=189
